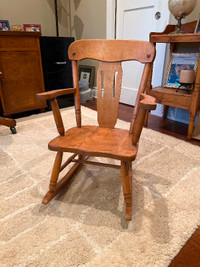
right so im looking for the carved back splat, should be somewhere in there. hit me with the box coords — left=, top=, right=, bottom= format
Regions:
left=68, top=39, right=156, bottom=130
left=97, top=62, right=122, bottom=128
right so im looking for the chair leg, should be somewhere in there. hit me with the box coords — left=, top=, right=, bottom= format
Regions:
left=49, top=152, right=63, bottom=193
left=42, top=152, right=63, bottom=204
left=187, top=115, right=195, bottom=140
left=121, top=161, right=132, bottom=221
left=42, top=153, right=84, bottom=204
left=144, top=110, right=149, bottom=127
left=163, top=105, right=168, bottom=119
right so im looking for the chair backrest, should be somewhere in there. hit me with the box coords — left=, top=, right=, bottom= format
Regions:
left=68, top=39, right=155, bottom=130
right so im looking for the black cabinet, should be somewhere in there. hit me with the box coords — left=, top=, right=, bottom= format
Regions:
left=40, top=36, right=75, bottom=108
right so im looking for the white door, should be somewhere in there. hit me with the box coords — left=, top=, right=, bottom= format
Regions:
left=107, top=0, right=170, bottom=105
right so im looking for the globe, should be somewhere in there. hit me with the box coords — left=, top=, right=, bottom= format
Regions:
left=168, top=0, right=197, bottom=33
left=168, top=0, right=197, bottom=18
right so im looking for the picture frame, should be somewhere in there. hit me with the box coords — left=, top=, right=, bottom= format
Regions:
left=194, top=15, right=200, bottom=33
left=79, top=65, right=95, bottom=88
left=0, top=20, right=10, bottom=31
left=164, top=53, right=199, bottom=89
left=23, top=24, right=41, bottom=33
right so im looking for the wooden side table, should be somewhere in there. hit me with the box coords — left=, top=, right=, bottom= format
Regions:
left=146, top=21, right=200, bottom=140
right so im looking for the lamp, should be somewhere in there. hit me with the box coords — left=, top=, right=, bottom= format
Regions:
left=177, top=69, right=195, bottom=93
left=168, top=0, right=197, bottom=34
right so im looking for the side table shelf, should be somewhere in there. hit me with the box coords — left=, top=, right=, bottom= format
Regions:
left=150, top=87, right=192, bottom=110
left=147, top=21, right=200, bottom=140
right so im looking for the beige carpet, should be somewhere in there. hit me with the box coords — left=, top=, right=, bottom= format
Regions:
left=1, top=106, right=200, bottom=267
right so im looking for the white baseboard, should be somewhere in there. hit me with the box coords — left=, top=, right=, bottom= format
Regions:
left=151, top=104, right=163, bottom=117
left=119, top=87, right=137, bottom=106
left=91, top=87, right=97, bottom=98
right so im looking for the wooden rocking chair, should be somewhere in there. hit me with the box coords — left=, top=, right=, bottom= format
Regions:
left=37, top=40, right=156, bottom=221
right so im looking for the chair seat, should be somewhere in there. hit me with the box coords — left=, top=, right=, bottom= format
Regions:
left=49, top=125, right=137, bottom=161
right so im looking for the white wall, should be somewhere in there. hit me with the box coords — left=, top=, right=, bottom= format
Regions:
left=0, top=0, right=106, bottom=87
left=68, top=0, right=106, bottom=86
left=0, top=0, right=106, bottom=38
left=69, top=0, right=106, bottom=40
left=0, top=0, right=59, bottom=36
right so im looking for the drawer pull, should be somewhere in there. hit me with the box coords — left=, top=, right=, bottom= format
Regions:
left=55, top=61, right=67, bottom=65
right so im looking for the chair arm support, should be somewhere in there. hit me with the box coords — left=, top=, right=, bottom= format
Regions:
left=132, top=94, right=157, bottom=145
left=139, top=94, right=157, bottom=110
left=37, top=88, right=76, bottom=100
left=36, top=88, right=76, bottom=136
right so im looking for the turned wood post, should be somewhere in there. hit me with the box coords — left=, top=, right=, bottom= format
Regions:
left=71, top=60, right=81, bottom=128
left=51, top=98, right=65, bottom=136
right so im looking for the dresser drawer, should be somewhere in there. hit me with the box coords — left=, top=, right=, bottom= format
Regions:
left=0, top=36, right=38, bottom=50
left=0, top=31, right=46, bottom=116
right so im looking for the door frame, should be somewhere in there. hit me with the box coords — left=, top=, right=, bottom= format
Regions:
left=106, top=0, right=170, bottom=108
left=107, top=0, right=170, bottom=39
left=106, top=0, right=116, bottom=39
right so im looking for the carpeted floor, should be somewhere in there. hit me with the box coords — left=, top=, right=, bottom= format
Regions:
left=0, top=106, right=200, bottom=267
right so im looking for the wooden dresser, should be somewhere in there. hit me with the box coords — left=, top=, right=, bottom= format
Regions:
left=0, top=31, right=46, bottom=116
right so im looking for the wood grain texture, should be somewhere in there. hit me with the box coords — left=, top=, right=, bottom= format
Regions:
left=72, top=60, right=81, bottom=128
left=51, top=98, right=65, bottom=136
left=0, top=31, right=46, bottom=116
left=148, top=86, right=191, bottom=109
left=139, top=94, right=157, bottom=110
left=49, top=152, right=63, bottom=193
left=130, top=63, right=152, bottom=133
left=60, top=153, right=77, bottom=172
left=169, top=227, right=200, bottom=267
left=132, top=94, right=156, bottom=144
left=97, top=62, right=122, bottom=128
left=121, top=161, right=132, bottom=221
left=37, top=88, right=76, bottom=100
left=0, top=116, right=16, bottom=127
left=68, top=39, right=155, bottom=63
left=42, top=159, right=84, bottom=204
left=150, top=33, right=200, bottom=43
left=0, top=31, right=41, bottom=50
left=49, top=126, right=137, bottom=161
left=150, top=21, right=197, bottom=42
left=72, top=158, right=121, bottom=169
left=43, top=39, right=157, bottom=220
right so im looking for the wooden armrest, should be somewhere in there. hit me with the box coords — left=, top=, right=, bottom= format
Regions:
left=37, top=88, right=76, bottom=100
left=140, top=94, right=156, bottom=110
